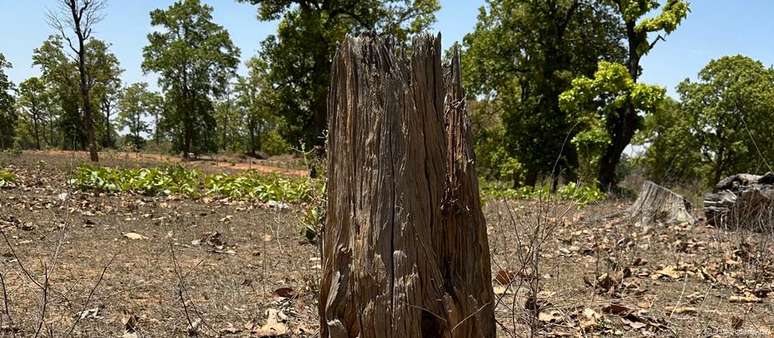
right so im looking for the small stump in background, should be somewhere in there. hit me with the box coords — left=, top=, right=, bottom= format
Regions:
left=628, top=181, right=695, bottom=226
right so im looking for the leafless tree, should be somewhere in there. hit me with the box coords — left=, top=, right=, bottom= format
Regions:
left=47, top=0, right=107, bottom=162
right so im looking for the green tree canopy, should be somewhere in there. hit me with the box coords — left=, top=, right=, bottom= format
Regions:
left=561, top=0, right=689, bottom=189
left=17, top=77, right=55, bottom=150
left=48, top=0, right=109, bottom=161
left=634, top=96, right=702, bottom=186
left=236, top=55, right=287, bottom=156
left=0, top=53, right=15, bottom=149
left=678, top=55, right=773, bottom=184
left=31, top=36, right=121, bottom=151
left=463, top=0, right=623, bottom=185
left=117, top=82, right=154, bottom=149
left=560, top=61, right=665, bottom=182
left=143, top=0, right=240, bottom=158
left=85, top=39, right=123, bottom=148
left=240, top=0, right=440, bottom=148
left=462, top=0, right=625, bottom=187
left=33, top=37, right=79, bottom=149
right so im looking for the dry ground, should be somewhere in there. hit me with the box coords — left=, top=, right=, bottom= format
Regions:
left=33, top=150, right=309, bottom=177
left=0, top=152, right=771, bottom=337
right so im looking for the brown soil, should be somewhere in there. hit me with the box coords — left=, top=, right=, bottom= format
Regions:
left=34, top=150, right=309, bottom=177
left=0, top=152, right=771, bottom=337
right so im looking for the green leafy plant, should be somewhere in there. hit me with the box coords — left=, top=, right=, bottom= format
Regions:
left=556, top=182, right=607, bottom=205
left=480, top=180, right=605, bottom=206
left=0, top=169, right=16, bottom=188
left=70, top=164, right=319, bottom=204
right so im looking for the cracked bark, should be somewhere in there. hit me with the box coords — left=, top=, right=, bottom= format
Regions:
left=320, top=34, right=495, bottom=338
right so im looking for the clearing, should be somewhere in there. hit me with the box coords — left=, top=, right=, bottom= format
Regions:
left=0, top=152, right=771, bottom=337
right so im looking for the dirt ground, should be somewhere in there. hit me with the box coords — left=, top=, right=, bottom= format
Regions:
left=0, top=152, right=772, bottom=337
left=34, top=150, right=309, bottom=177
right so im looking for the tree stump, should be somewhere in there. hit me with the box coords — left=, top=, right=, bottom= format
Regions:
left=319, top=34, right=495, bottom=338
left=628, top=181, right=695, bottom=226
left=704, top=172, right=774, bottom=231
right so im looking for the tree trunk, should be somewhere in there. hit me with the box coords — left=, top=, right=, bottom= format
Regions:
left=598, top=21, right=643, bottom=190
left=320, top=34, right=495, bottom=338
left=154, top=112, right=161, bottom=146
left=102, top=99, right=113, bottom=148
left=248, top=118, right=257, bottom=156
left=32, top=113, right=41, bottom=150
left=628, top=181, right=695, bottom=226
left=69, top=4, right=98, bottom=162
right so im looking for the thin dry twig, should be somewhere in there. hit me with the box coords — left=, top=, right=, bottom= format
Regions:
left=0, top=272, right=16, bottom=338
left=0, top=230, right=43, bottom=289
left=33, top=262, right=49, bottom=338
left=450, top=301, right=492, bottom=334
left=65, top=253, right=116, bottom=336
left=169, top=242, right=213, bottom=336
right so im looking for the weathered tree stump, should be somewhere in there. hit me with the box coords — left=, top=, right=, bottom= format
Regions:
left=319, top=34, right=495, bottom=338
left=704, top=172, right=774, bottom=231
left=628, top=181, right=695, bottom=226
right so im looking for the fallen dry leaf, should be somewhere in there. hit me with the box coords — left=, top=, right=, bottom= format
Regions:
left=729, top=293, right=762, bottom=303
left=668, top=306, right=698, bottom=315
left=602, top=303, right=632, bottom=316
left=187, top=318, right=201, bottom=336
left=493, top=285, right=509, bottom=295
left=538, top=310, right=563, bottom=323
left=579, top=308, right=600, bottom=329
left=272, top=287, right=296, bottom=299
left=495, top=270, right=516, bottom=285
left=253, top=309, right=289, bottom=337
left=731, top=316, right=744, bottom=330
left=622, top=318, right=647, bottom=330
left=219, top=323, right=242, bottom=335
left=652, top=265, right=682, bottom=280
left=122, top=312, right=139, bottom=333
left=123, top=232, right=148, bottom=240
left=75, top=307, right=103, bottom=320
left=686, top=292, right=705, bottom=304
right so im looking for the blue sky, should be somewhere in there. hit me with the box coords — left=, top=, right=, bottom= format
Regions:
left=1, top=1, right=774, bottom=97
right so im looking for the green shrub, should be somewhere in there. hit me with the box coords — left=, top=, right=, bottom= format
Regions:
left=69, top=164, right=319, bottom=204
left=480, top=180, right=605, bottom=205
left=262, top=130, right=292, bottom=156
left=557, top=182, right=606, bottom=205
left=0, top=169, right=15, bottom=188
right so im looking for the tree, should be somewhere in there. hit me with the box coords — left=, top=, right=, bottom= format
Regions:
left=143, top=0, right=240, bottom=158
left=560, top=61, right=665, bottom=184
left=462, top=0, right=625, bottom=188
left=560, top=0, right=689, bottom=189
left=634, top=97, right=703, bottom=185
left=676, top=55, right=774, bottom=184
left=33, top=36, right=81, bottom=150
left=32, top=36, right=121, bottom=151
left=117, top=83, right=153, bottom=149
left=322, top=34, right=494, bottom=338
left=17, top=77, right=54, bottom=150
left=0, top=53, right=15, bottom=150
left=85, top=39, right=123, bottom=148
left=48, top=0, right=108, bottom=162
left=235, top=55, right=284, bottom=157
left=239, top=0, right=440, bottom=148
left=214, top=79, right=239, bottom=152
left=144, top=91, right=164, bottom=146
